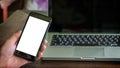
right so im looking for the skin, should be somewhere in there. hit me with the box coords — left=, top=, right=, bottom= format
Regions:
left=0, top=31, right=47, bottom=68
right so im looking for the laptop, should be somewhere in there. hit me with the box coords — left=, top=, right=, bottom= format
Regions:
left=42, top=0, right=120, bottom=61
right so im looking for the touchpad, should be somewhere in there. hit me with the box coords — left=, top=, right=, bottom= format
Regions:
left=73, top=47, right=104, bottom=57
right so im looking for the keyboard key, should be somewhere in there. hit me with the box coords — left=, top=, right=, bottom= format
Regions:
left=50, top=34, right=120, bottom=47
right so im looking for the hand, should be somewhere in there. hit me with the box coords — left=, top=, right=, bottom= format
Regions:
left=0, top=31, right=47, bottom=68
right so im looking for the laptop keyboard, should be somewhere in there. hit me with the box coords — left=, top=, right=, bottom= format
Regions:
left=50, top=34, right=120, bottom=46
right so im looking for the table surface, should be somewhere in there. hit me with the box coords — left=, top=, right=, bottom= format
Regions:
left=21, top=60, right=120, bottom=68
left=1, top=10, right=120, bottom=68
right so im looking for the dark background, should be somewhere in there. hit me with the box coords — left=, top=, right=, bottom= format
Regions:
left=0, top=0, right=120, bottom=33
left=0, top=0, right=24, bottom=23
left=49, top=0, right=120, bottom=33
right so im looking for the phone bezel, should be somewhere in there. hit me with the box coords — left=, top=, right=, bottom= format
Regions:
left=14, top=12, right=51, bottom=61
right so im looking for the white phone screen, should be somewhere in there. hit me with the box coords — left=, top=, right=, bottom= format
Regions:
left=16, top=16, right=49, bottom=56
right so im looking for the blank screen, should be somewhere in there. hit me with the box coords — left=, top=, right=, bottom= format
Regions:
left=16, top=16, right=49, bottom=56
left=50, top=0, right=120, bottom=33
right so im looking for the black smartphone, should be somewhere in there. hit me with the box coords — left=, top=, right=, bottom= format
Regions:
left=14, top=12, right=51, bottom=61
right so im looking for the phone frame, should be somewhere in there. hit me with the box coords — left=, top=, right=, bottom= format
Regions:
left=14, top=12, right=51, bottom=61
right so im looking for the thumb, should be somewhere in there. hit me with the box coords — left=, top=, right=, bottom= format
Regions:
left=7, top=30, right=21, bottom=45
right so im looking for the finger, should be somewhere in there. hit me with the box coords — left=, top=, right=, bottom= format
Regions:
left=37, top=45, right=45, bottom=60
left=7, top=30, right=21, bottom=45
left=40, top=45, right=46, bottom=55
left=37, top=40, right=47, bottom=60
left=40, top=40, right=47, bottom=52
left=37, top=45, right=46, bottom=60
left=37, top=52, right=43, bottom=60
left=1, top=31, right=22, bottom=55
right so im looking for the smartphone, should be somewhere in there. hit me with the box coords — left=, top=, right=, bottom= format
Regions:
left=14, top=12, right=51, bottom=61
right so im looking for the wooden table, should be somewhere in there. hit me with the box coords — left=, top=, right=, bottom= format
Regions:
left=1, top=10, right=120, bottom=68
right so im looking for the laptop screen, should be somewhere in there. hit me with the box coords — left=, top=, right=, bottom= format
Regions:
left=49, top=0, right=120, bottom=33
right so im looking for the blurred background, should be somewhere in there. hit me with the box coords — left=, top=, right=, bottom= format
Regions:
left=0, top=0, right=48, bottom=23
left=0, top=0, right=120, bottom=32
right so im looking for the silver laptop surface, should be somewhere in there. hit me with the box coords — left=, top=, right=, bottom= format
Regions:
left=42, top=0, right=120, bottom=61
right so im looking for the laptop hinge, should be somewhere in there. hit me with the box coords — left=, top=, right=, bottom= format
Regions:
left=80, top=57, right=95, bottom=60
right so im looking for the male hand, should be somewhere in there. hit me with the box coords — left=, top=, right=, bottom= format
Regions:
left=0, top=31, right=47, bottom=68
